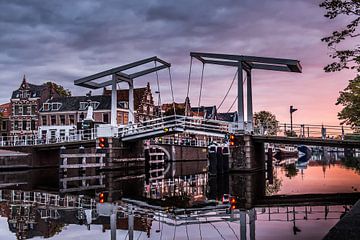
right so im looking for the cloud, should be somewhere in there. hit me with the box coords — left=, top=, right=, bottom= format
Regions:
left=0, top=0, right=356, bottom=124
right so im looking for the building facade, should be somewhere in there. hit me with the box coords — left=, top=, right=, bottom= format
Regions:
left=103, top=82, right=156, bottom=123
left=38, top=83, right=156, bottom=138
left=9, top=76, right=61, bottom=136
left=0, top=103, right=11, bottom=137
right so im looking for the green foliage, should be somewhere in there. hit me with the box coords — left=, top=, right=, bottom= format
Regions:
left=320, top=0, right=360, bottom=72
left=254, top=111, right=279, bottom=135
left=336, top=75, right=360, bottom=127
left=45, top=81, right=71, bottom=97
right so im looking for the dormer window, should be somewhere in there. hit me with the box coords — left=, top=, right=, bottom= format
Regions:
left=80, top=101, right=100, bottom=110
left=89, top=101, right=100, bottom=110
left=118, top=101, right=129, bottom=109
left=20, top=90, right=30, bottom=99
left=79, top=102, right=88, bottom=111
left=52, top=103, right=62, bottom=111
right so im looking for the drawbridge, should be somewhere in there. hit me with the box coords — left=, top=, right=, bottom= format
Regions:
left=118, top=114, right=236, bottom=142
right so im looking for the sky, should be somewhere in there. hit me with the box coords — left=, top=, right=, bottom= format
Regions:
left=0, top=0, right=358, bottom=125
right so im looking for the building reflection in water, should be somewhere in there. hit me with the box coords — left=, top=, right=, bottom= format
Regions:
left=0, top=152, right=358, bottom=239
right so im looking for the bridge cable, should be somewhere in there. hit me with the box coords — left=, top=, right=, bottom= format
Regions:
left=186, top=56, right=193, bottom=99
left=225, top=221, right=240, bottom=240
left=217, top=69, right=238, bottom=111
left=209, top=221, right=226, bottom=240
left=154, top=61, right=163, bottom=119
left=197, top=63, right=205, bottom=116
left=168, top=67, right=177, bottom=116
left=226, top=74, right=247, bottom=113
left=172, top=218, right=177, bottom=240
left=185, top=221, right=190, bottom=240
left=198, top=218, right=203, bottom=240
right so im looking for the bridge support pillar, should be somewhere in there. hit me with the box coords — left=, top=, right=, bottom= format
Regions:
left=230, top=135, right=265, bottom=171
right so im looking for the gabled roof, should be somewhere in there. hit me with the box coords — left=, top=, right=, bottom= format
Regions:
left=11, top=83, right=47, bottom=99
left=216, top=112, right=238, bottom=122
left=191, top=106, right=217, bottom=119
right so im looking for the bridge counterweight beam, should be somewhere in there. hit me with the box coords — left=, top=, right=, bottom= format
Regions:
left=238, top=62, right=244, bottom=130
left=247, top=70, right=253, bottom=132
left=128, top=79, right=135, bottom=124
left=111, top=74, right=117, bottom=127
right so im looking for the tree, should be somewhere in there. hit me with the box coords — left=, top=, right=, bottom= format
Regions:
left=320, top=0, right=360, bottom=72
left=45, top=82, right=71, bottom=97
left=320, top=0, right=360, bottom=127
left=336, top=75, right=360, bottom=127
left=253, top=111, right=279, bottom=135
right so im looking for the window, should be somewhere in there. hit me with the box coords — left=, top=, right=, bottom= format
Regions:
left=89, top=101, right=100, bottom=110
left=118, top=101, right=129, bottom=109
left=23, top=105, right=30, bottom=115
left=69, top=115, right=75, bottom=125
left=60, top=115, right=65, bottom=125
left=79, top=102, right=88, bottom=110
left=51, top=115, right=56, bottom=125
left=31, top=120, right=36, bottom=130
left=43, top=103, right=50, bottom=111
left=14, top=105, right=21, bottom=116
left=52, top=103, right=62, bottom=111
left=103, top=113, right=109, bottom=123
left=20, top=90, right=30, bottom=99
left=2, top=121, right=6, bottom=130
left=60, top=129, right=65, bottom=138
left=14, top=121, right=19, bottom=130
left=42, top=116, right=47, bottom=125
left=79, top=112, right=85, bottom=121
left=22, top=120, right=27, bottom=130
left=31, top=105, right=37, bottom=115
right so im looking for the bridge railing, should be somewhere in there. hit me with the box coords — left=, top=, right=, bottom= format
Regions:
left=254, top=122, right=360, bottom=139
left=0, top=129, right=97, bottom=147
left=118, top=115, right=233, bottom=139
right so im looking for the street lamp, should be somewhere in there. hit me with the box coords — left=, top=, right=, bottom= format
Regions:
left=290, top=106, right=298, bottom=136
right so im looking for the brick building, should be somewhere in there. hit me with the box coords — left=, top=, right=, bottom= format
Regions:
left=0, top=103, right=11, bottom=137
left=103, top=82, right=156, bottom=123
left=9, top=76, right=62, bottom=136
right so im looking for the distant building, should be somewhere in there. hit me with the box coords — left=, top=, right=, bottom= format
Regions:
left=216, top=111, right=238, bottom=122
left=103, top=82, right=156, bottom=123
left=0, top=102, right=11, bottom=137
left=9, top=76, right=62, bottom=136
left=161, top=97, right=191, bottom=116
left=191, top=105, right=217, bottom=119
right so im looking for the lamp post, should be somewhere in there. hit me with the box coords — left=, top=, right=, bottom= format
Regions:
left=290, top=106, right=297, bottom=137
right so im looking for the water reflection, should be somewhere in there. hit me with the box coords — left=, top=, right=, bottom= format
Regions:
left=0, top=151, right=358, bottom=239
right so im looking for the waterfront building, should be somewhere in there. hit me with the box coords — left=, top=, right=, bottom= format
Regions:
left=9, top=76, right=62, bottom=137
left=38, top=83, right=156, bottom=139
left=216, top=111, right=238, bottom=122
left=0, top=102, right=11, bottom=137
left=191, top=105, right=217, bottom=119
left=102, top=82, right=156, bottom=123
left=161, top=97, right=191, bottom=116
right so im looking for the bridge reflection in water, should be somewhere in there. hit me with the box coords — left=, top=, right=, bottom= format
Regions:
left=0, top=152, right=359, bottom=239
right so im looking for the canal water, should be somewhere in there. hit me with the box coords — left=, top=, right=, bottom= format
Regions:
left=0, top=151, right=359, bottom=240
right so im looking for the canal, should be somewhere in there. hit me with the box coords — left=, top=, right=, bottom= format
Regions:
left=0, top=150, right=359, bottom=239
